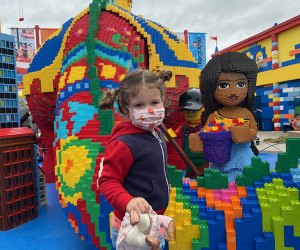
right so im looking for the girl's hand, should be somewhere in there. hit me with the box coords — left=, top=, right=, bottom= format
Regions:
left=165, top=220, right=175, bottom=241
left=126, top=197, right=150, bottom=214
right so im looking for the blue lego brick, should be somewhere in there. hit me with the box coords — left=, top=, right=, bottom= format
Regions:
left=263, top=232, right=275, bottom=250
left=261, top=176, right=272, bottom=184
left=240, top=198, right=259, bottom=214
left=294, top=236, right=300, bottom=250
left=235, top=209, right=263, bottom=250
left=218, top=242, right=227, bottom=250
left=284, top=226, right=295, bottom=247
left=100, top=194, right=113, bottom=215
left=133, top=15, right=198, bottom=68
left=255, top=236, right=266, bottom=249
left=247, top=192, right=259, bottom=201
left=29, top=18, right=73, bottom=72
left=269, top=172, right=281, bottom=179
left=206, top=216, right=226, bottom=250
left=246, top=186, right=256, bottom=194
left=99, top=215, right=112, bottom=244
left=206, top=208, right=224, bottom=220
left=253, top=181, right=264, bottom=188
left=199, top=212, right=208, bottom=220
left=284, top=180, right=297, bottom=188
left=280, top=173, right=293, bottom=181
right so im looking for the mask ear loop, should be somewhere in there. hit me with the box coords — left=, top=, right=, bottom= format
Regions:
left=124, top=105, right=133, bottom=111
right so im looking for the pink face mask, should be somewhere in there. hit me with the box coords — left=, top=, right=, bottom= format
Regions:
left=128, top=106, right=165, bottom=131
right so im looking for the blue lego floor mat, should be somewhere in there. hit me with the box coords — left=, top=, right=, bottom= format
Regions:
left=0, top=184, right=90, bottom=250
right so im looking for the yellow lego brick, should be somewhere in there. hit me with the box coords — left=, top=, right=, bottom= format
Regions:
left=168, top=241, right=177, bottom=250
left=67, top=66, right=87, bottom=84
left=273, top=97, right=281, bottom=102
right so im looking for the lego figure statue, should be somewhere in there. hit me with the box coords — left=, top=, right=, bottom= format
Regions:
left=173, top=88, right=208, bottom=177
left=117, top=209, right=174, bottom=250
left=190, top=52, right=258, bottom=182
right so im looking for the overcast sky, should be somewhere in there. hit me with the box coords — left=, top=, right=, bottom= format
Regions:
left=1, top=0, right=300, bottom=60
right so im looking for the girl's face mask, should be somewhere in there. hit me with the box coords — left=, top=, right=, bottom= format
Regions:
left=128, top=106, right=165, bottom=131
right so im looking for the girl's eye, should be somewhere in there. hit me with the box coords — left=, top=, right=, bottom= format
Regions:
left=151, top=101, right=160, bottom=105
left=134, top=103, right=144, bottom=108
left=236, top=81, right=247, bottom=88
left=218, top=82, right=229, bottom=89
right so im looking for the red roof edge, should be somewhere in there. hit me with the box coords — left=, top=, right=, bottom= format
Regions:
left=0, top=127, right=34, bottom=138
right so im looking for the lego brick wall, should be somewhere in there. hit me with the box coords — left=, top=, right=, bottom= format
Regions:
left=255, top=80, right=300, bottom=131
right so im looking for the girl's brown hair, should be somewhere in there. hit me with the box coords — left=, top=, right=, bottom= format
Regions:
left=99, top=69, right=172, bottom=115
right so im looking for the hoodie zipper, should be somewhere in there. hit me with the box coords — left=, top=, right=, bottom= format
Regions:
left=153, top=131, right=170, bottom=199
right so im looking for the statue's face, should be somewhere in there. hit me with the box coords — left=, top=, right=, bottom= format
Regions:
left=214, top=72, right=248, bottom=107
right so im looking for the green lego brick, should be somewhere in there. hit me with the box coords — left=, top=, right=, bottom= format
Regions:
left=251, top=156, right=262, bottom=167
left=176, top=194, right=190, bottom=203
left=274, top=185, right=287, bottom=195
left=278, top=193, right=290, bottom=207
left=269, top=198, right=281, bottom=216
left=276, top=153, right=290, bottom=173
left=243, top=166, right=255, bottom=185
left=235, top=175, right=246, bottom=186
left=183, top=202, right=191, bottom=209
left=261, top=161, right=270, bottom=177
left=281, top=206, right=294, bottom=226
left=197, top=176, right=205, bottom=187
left=264, top=182, right=275, bottom=191
left=272, top=178, right=284, bottom=186
left=190, top=205, right=199, bottom=218
left=258, top=195, right=269, bottom=204
left=256, top=188, right=267, bottom=196
left=199, top=222, right=209, bottom=248
left=219, top=174, right=229, bottom=189
left=204, top=174, right=213, bottom=189
left=167, top=165, right=183, bottom=188
left=272, top=216, right=284, bottom=243
left=192, top=239, right=201, bottom=250
left=176, top=187, right=183, bottom=197
left=191, top=216, right=201, bottom=225
left=261, top=203, right=272, bottom=231
left=99, top=231, right=112, bottom=250
left=286, top=138, right=300, bottom=166
left=287, top=187, right=299, bottom=201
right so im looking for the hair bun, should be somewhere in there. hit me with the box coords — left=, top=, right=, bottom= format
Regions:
left=99, top=89, right=117, bottom=109
left=158, top=70, right=172, bottom=82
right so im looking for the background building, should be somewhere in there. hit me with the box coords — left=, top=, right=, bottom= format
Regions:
left=214, top=15, right=300, bottom=131
left=0, top=33, right=19, bottom=128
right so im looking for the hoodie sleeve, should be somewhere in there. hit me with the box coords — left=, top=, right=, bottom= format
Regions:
left=98, top=139, right=134, bottom=213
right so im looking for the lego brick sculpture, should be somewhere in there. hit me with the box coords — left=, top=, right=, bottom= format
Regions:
left=22, top=1, right=300, bottom=249
left=23, top=0, right=199, bottom=248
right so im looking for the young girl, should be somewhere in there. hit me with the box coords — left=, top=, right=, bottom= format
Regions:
left=200, top=52, right=259, bottom=182
left=98, top=69, right=173, bottom=249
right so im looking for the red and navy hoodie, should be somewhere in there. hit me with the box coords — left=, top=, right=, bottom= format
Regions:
left=98, top=121, right=169, bottom=221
